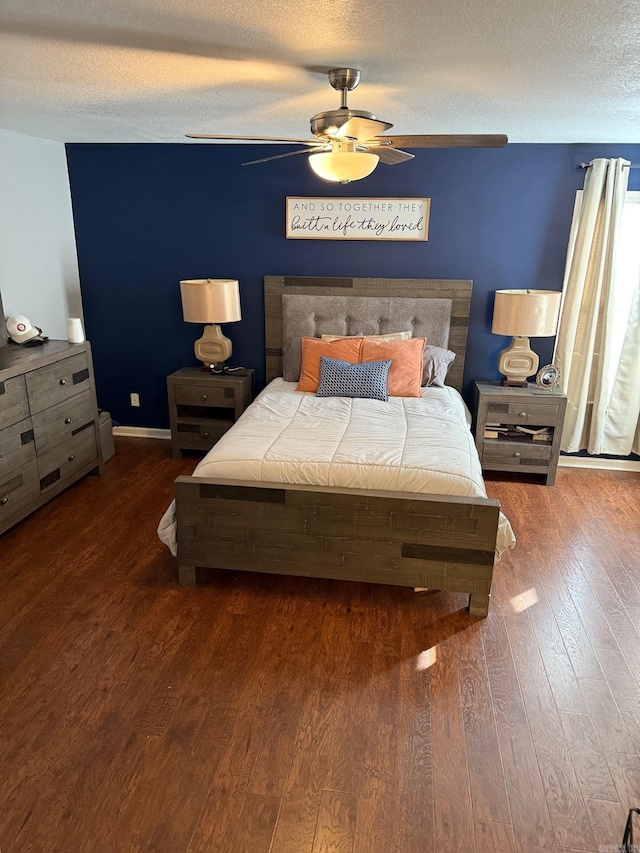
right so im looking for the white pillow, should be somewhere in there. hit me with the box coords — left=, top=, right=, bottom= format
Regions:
left=320, top=330, right=412, bottom=343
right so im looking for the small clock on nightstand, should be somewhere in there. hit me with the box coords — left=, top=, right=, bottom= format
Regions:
left=167, top=368, right=254, bottom=459
left=473, top=381, right=567, bottom=485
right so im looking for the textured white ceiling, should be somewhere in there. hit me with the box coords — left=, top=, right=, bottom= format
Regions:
left=1, top=0, right=640, bottom=143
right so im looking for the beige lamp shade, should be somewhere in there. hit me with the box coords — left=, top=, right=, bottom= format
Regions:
left=180, top=279, right=241, bottom=369
left=492, top=289, right=562, bottom=385
left=491, top=289, right=561, bottom=337
left=180, top=279, right=241, bottom=324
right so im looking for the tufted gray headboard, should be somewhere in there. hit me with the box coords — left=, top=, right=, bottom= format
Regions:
left=282, top=294, right=452, bottom=349
left=264, top=276, right=473, bottom=392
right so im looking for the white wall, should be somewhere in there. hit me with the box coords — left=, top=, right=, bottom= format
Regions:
left=0, top=128, right=82, bottom=341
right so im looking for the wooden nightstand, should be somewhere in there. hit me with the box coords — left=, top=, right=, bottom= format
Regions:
left=473, top=381, right=567, bottom=485
left=167, top=368, right=254, bottom=459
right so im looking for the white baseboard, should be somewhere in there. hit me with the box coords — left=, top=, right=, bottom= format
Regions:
left=112, top=426, right=171, bottom=440
left=559, top=455, right=640, bottom=473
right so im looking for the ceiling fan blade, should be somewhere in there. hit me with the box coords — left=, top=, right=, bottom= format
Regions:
left=371, top=134, right=509, bottom=149
left=186, top=133, right=322, bottom=146
left=242, top=148, right=324, bottom=166
left=335, top=117, right=393, bottom=143
left=373, top=147, right=415, bottom=165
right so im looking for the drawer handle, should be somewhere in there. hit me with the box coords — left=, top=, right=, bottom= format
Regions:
left=203, top=431, right=210, bottom=438
left=514, top=451, right=521, bottom=458
left=519, top=411, right=527, bottom=417
left=68, top=453, right=75, bottom=462
left=65, top=417, right=72, bottom=425
left=0, top=495, right=8, bottom=506
left=201, top=394, right=208, bottom=401
left=60, top=378, right=68, bottom=386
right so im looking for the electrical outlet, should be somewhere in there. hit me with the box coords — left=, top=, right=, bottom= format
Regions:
left=130, top=392, right=140, bottom=407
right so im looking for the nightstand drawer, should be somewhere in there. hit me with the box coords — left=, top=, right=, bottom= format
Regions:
left=0, top=374, right=29, bottom=430
left=32, top=390, right=95, bottom=453
left=486, top=400, right=560, bottom=426
left=26, top=352, right=91, bottom=414
left=176, top=418, right=234, bottom=451
left=0, top=417, right=36, bottom=479
left=482, top=439, right=552, bottom=467
left=174, top=383, right=236, bottom=408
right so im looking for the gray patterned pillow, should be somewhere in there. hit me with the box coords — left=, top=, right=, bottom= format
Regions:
left=316, top=357, right=392, bottom=401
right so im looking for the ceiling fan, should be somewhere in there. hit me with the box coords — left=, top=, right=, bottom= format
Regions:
left=186, top=68, right=508, bottom=183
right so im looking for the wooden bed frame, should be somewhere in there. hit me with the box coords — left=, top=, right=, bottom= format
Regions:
left=174, top=276, right=501, bottom=617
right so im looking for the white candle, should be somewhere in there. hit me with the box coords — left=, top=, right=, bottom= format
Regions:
left=67, top=317, right=85, bottom=343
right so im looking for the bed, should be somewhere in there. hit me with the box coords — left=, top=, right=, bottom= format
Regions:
left=161, top=276, right=516, bottom=618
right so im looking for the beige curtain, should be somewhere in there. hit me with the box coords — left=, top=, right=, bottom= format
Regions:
left=553, top=157, right=640, bottom=454
left=604, top=276, right=640, bottom=454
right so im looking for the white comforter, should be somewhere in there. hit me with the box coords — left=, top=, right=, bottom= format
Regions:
left=158, top=378, right=515, bottom=558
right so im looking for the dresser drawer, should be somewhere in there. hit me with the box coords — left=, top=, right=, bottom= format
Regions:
left=0, top=417, right=36, bottom=479
left=26, top=352, right=91, bottom=415
left=486, top=400, right=560, bottom=426
left=0, top=374, right=29, bottom=430
left=37, top=428, right=98, bottom=493
left=174, top=383, right=236, bottom=408
left=482, top=439, right=552, bottom=467
left=31, top=390, right=95, bottom=454
left=0, top=461, right=40, bottom=523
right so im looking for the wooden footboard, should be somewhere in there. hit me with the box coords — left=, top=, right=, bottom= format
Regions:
left=174, top=476, right=501, bottom=617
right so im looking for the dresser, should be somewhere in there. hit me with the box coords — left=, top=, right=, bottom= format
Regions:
left=473, top=381, right=567, bottom=486
left=0, top=341, right=103, bottom=535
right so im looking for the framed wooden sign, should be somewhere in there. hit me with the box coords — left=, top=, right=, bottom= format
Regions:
left=285, top=197, right=430, bottom=241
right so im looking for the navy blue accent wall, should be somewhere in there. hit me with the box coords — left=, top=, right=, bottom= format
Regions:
left=65, top=142, right=640, bottom=429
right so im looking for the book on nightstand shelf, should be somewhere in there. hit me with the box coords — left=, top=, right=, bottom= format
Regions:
left=514, top=425, right=552, bottom=436
left=484, top=427, right=509, bottom=438
left=515, top=425, right=553, bottom=441
left=483, top=424, right=553, bottom=441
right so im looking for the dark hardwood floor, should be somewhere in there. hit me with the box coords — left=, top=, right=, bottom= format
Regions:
left=1, top=437, right=639, bottom=852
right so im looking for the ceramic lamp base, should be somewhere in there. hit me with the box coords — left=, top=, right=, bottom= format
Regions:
left=498, top=336, right=538, bottom=385
left=194, top=324, right=232, bottom=368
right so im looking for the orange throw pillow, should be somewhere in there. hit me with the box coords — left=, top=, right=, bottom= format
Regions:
left=297, top=336, right=364, bottom=392
left=360, top=337, right=426, bottom=397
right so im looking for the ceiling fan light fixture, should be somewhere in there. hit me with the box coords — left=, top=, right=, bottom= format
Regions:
left=308, top=150, right=379, bottom=183
left=186, top=69, right=508, bottom=171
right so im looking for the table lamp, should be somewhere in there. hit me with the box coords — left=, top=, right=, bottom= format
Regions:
left=491, top=289, right=562, bottom=386
left=180, top=278, right=241, bottom=372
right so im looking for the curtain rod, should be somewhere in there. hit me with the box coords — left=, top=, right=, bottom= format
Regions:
left=580, top=162, right=640, bottom=169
